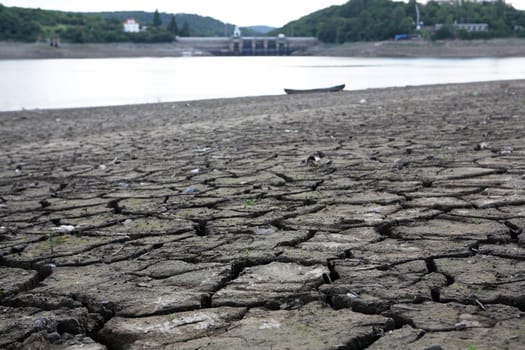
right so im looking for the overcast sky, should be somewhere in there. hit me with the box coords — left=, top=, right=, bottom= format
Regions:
left=1, top=0, right=350, bottom=27
left=2, top=0, right=525, bottom=27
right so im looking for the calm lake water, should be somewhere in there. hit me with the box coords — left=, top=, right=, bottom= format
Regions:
left=2, top=56, right=525, bottom=111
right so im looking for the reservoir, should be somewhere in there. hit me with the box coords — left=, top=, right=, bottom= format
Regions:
left=1, top=56, right=525, bottom=111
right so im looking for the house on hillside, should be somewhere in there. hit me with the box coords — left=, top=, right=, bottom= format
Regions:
left=123, top=18, right=140, bottom=33
left=457, top=23, right=489, bottom=32
left=435, top=23, right=489, bottom=32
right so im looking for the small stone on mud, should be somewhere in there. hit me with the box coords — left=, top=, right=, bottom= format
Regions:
left=52, top=225, right=75, bottom=233
left=255, top=227, right=274, bottom=235
left=474, top=142, right=490, bottom=150
left=182, top=186, right=200, bottom=194
left=346, top=292, right=359, bottom=300
left=500, top=146, right=513, bottom=155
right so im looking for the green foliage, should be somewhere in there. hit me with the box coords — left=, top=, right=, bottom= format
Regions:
left=153, top=9, right=162, bottom=27
left=243, top=25, right=275, bottom=35
left=179, top=22, right=191, bottom=37
left=0, top=4, right=43, bottom=41
left=47, top=232, right=55, bottom=254
left=244, top=198, right=257, bottom=207
left=0, top=5, right=233, bottom=43
left=272, top=0, right=525, bottom=43
left=168, top=14, right=178, bottom=35
left=432, top=24, right=455, bottom=40
left=92, top=11, right=236, bottom=37
left=3, top=1, right=524, bottom=43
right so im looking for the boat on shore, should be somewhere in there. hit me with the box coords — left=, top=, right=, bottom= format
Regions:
left=284, top=84, right=345, bottom=95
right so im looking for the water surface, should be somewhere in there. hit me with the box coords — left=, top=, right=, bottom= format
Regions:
left=2, top=56, right=525, bottom=111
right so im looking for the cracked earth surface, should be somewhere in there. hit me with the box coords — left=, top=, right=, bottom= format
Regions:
left=1, top=80, right=524, bottom=349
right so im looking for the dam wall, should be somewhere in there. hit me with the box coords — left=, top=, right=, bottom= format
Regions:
left=177, top=36, right=318, bottom=56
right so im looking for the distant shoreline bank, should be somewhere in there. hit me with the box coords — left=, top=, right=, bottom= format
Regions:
left=2, top=38, right=525, bottom=59
left=313, top=38, right=525, bottom=58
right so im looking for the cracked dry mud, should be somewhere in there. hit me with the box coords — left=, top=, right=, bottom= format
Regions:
left=1, top=80, right=524, bottom=349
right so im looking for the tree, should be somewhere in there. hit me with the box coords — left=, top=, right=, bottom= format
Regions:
left=153, top=9, right=162, bottom=27
left=168, top=14, right=178, bottom=35
left=432, top=24, right=455, bottom=40
left=179, top=21, right=191, bottom=36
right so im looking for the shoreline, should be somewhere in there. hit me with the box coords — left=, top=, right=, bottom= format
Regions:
left=1, top=79, right=524, bottom=142
left=312, top=37, right=525, bottom=57
left=1, top=78, right=523, bottom=114
left=2, top=38, right=525, bottom=59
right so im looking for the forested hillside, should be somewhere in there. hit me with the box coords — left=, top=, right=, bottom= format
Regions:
left=91, top=11, right=246, bottom=37
left=274, top=0, right=525, bottom=42
left=0, top=5, right=175, bottom=42
left=2, top=1, right=525, bottom=44
left=0, top=4, right=260, bottom=43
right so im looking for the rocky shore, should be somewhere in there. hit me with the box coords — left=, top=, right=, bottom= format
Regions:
left=1, top=80, right=525, bottom=349
left=2, top=38, right=525, bottom=59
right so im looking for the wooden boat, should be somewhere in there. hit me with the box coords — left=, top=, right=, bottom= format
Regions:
left=284, top=84, right=345, bottom=95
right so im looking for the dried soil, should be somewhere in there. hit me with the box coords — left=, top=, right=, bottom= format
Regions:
left=1, top=80, right=525, bottom=349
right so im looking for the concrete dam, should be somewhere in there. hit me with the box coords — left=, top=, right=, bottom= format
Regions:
left=177, top=36, right=319, bottom=56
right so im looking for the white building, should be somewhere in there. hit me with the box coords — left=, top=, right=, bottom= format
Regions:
left=435, top=22, right=489, bottom=31
left=123, top=18, right=140, bottom=33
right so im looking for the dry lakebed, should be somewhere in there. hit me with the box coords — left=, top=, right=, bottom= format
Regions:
left=1, top=80, right=525, bottom=349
